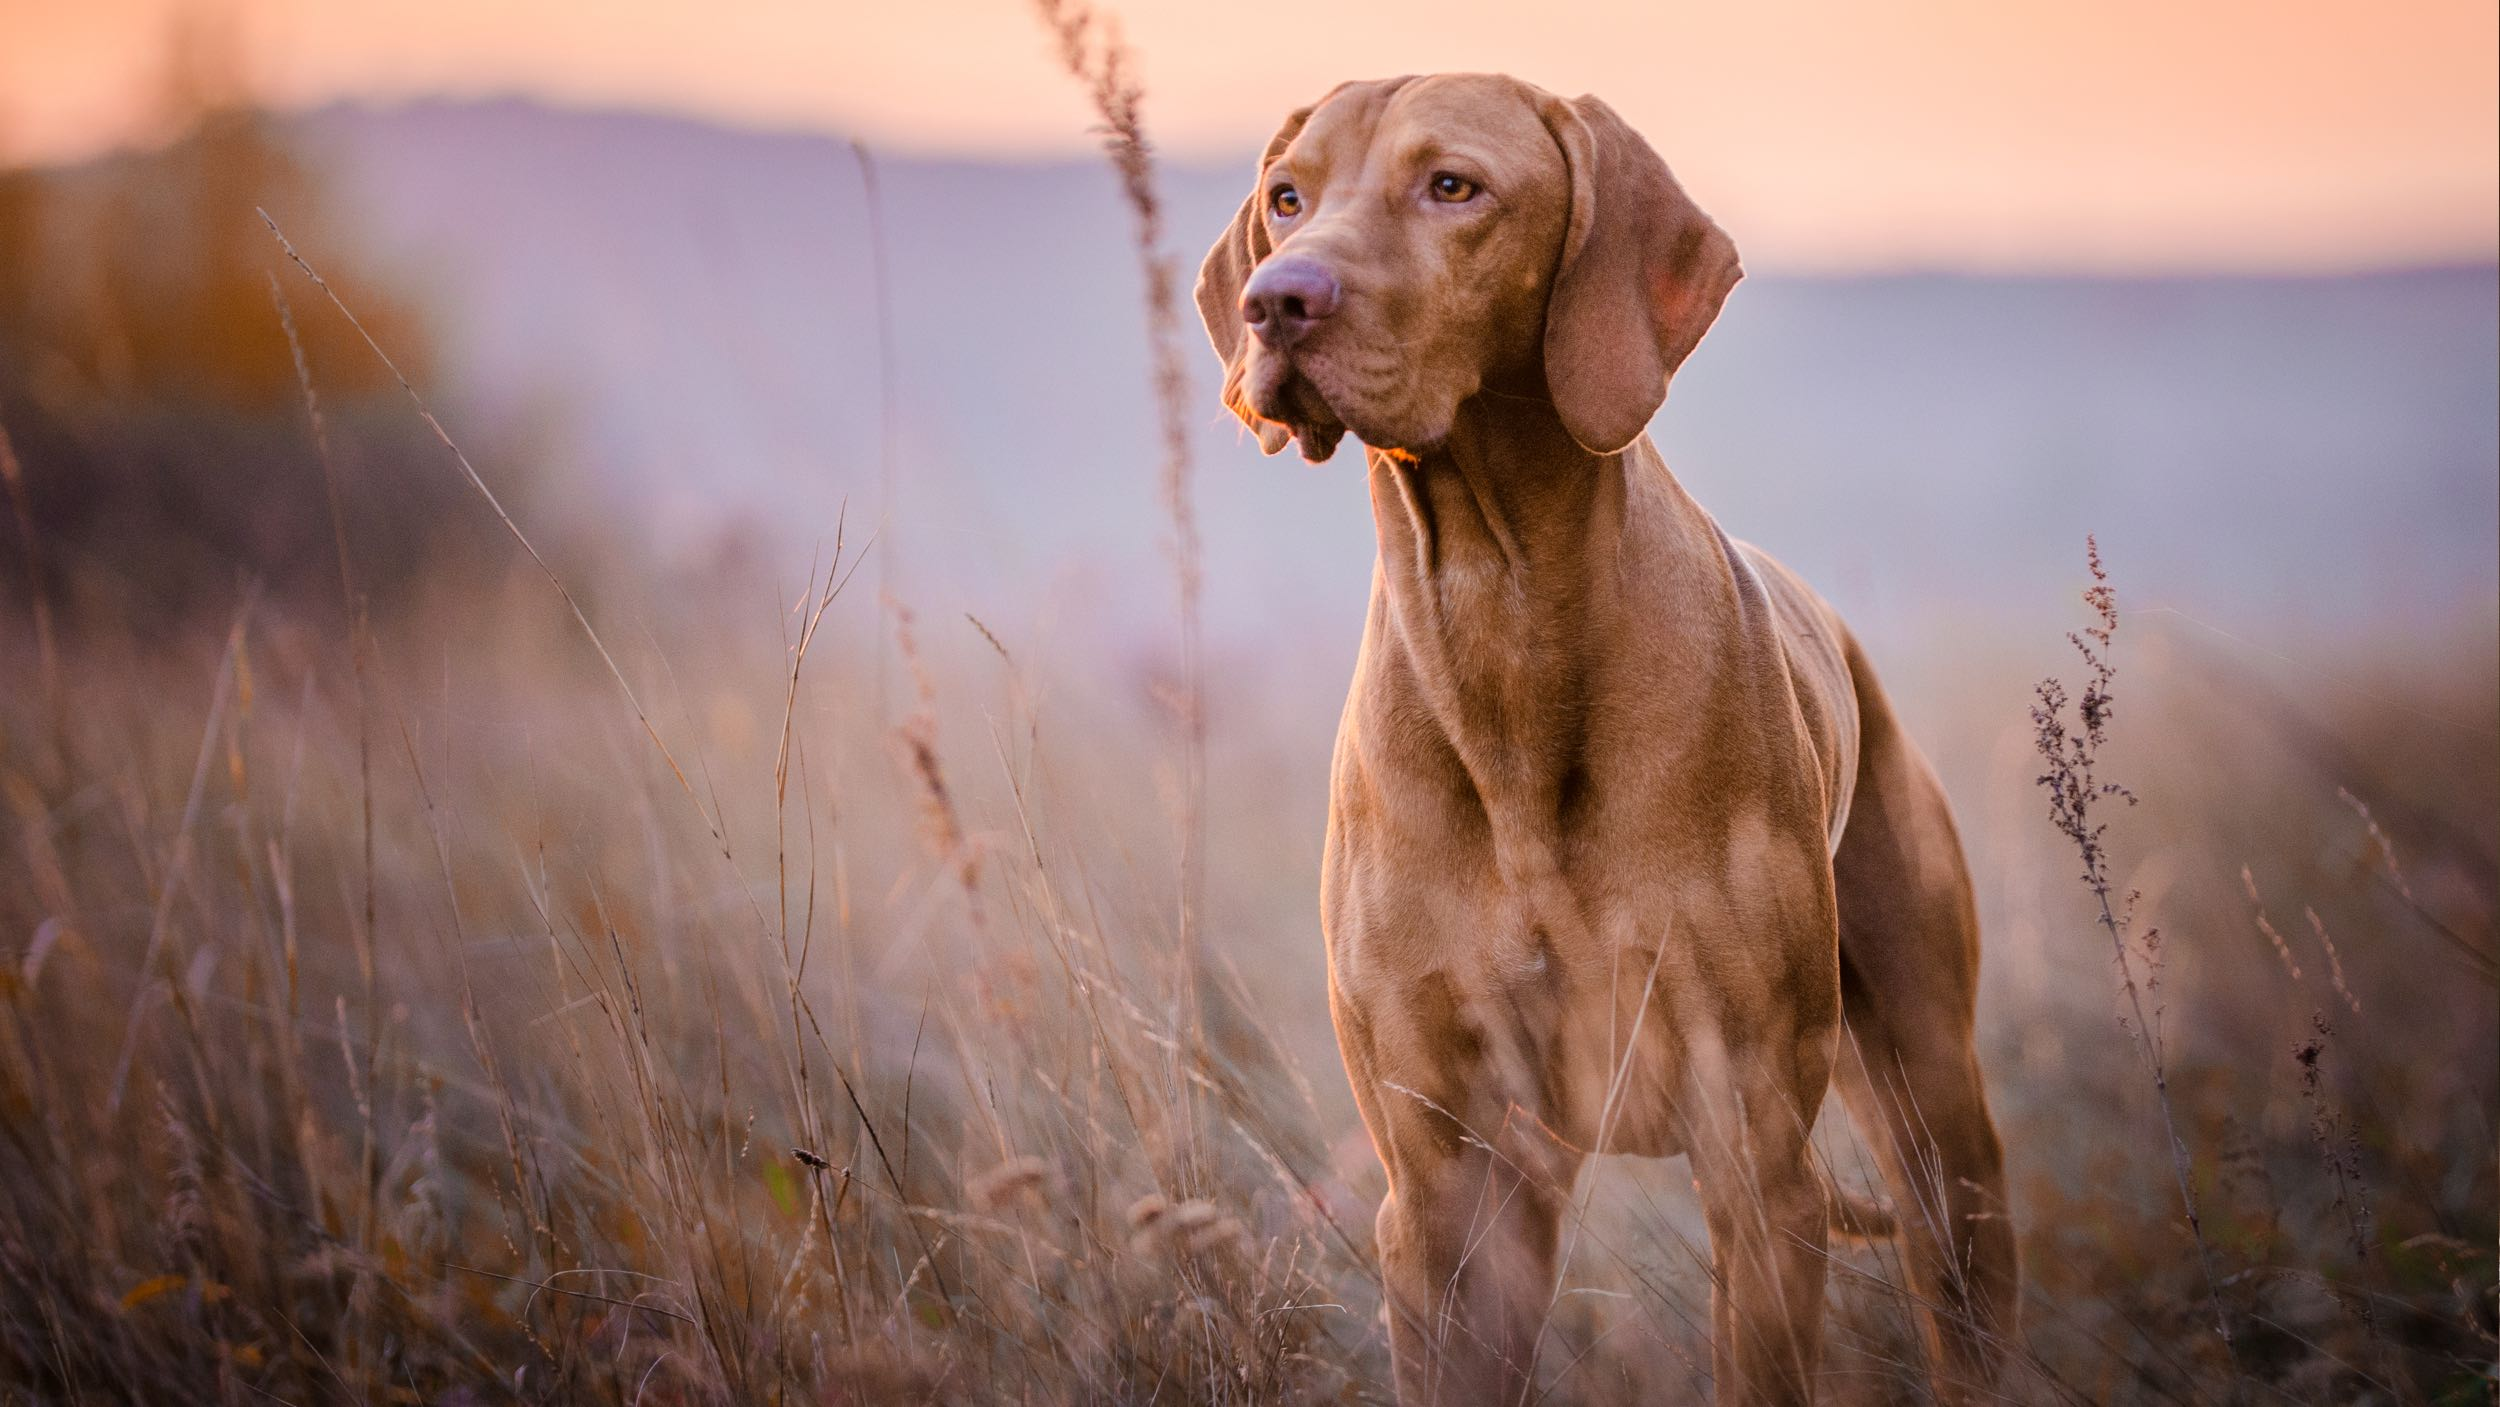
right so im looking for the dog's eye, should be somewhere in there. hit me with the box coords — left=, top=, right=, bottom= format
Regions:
left=1269, top=185, right=1302, bottom=219
left=1429, top=173, right=1479, bottom=203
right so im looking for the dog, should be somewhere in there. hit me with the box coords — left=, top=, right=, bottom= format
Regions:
left=1193, top=75, right=2019, bottom=1405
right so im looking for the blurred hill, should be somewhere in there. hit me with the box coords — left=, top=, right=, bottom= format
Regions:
left=289, top=98, right=2496, bottom=679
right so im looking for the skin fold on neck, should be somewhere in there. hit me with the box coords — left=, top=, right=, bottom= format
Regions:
left=1354, top=391, right=1743, bottom=886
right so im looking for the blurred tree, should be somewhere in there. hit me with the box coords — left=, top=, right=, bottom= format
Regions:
left=0, top=11, right=506, bottom=628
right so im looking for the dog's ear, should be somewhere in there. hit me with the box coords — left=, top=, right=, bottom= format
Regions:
left=1194, top=104, right=1314, bottom=456
left=1539, top=95, right=1742, bottom=456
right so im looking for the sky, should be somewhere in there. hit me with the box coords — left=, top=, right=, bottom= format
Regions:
left=3, top=0, right=2495, bottom=271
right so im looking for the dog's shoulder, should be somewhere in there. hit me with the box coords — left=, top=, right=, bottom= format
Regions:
left=1728, top=539, right=1863, bottom=853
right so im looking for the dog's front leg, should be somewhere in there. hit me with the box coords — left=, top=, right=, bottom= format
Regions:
left=1375, top=1115, right=1575, bottom=1407
left=1682, top=1026, right=1837, bottom=1406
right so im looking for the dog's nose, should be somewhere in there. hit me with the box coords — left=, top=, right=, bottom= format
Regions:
left=1241, top=256, right=1341, bottom=346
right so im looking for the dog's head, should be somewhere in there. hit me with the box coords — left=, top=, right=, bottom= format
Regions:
left=1195, top=73, right=1741, bottom=462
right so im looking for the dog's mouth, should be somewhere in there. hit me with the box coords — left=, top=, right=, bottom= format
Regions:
left=1233, top=346, right=1349, bottom=463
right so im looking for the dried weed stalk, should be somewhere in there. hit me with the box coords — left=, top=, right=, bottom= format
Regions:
left=1029, top=0, right=1207, bottom=1024
left=2032, top=535, right=2231, bottom=1348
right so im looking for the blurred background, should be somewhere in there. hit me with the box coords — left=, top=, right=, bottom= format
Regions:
left=0, top=1, right=2492, bottom=1402
left=7, top=0, right=2494, bottom=652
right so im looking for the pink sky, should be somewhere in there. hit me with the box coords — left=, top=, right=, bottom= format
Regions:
left=4, top=0, right=2494, bottom=270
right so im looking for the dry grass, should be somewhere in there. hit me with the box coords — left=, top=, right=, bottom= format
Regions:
left=5, top=399, right=2491, bottom=1405
left=0, top=484, right=1384, bottom=1403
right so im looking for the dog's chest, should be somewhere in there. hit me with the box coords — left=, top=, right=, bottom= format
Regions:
left=1330, top=707, right=1831, bottom=991
left=1323, top=815, right=1815, bottom=1157
left=1330, top=622, right=1843, bottom=1152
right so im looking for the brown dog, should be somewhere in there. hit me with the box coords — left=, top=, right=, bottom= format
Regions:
left=1195, top=75, right=2018, bottom=1404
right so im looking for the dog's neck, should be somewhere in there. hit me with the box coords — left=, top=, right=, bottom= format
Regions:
left=1364, top=399, right=1617, bottom=607
left=1359, top=394, right=1736, bottom=863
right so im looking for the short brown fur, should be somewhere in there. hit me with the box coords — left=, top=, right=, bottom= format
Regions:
left=1197, top=75, right=2018, bottom=1404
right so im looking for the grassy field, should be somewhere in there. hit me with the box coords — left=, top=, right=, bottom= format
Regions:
left=0, top=441, right=2493, bottom=1403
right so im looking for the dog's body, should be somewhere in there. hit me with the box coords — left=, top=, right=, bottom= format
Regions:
left=1196, top=75, right=2016, bottom=1404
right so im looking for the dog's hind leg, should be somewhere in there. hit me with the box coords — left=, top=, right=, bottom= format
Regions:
left=1828, top=649, right=2020, bottom=1401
